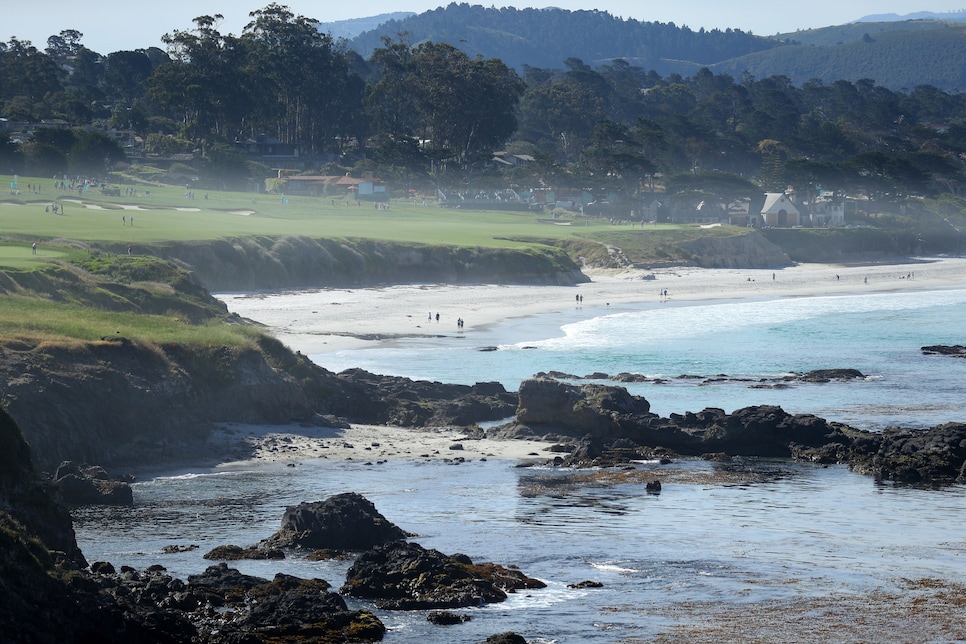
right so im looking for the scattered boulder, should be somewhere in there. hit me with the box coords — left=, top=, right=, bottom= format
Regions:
left=567, top=580, right=603, bottom=589
left=481, top=633, right=529, bottom=644
left=341, top=540, right=546, bottom=610
left=203, top=544, right=284, bottom=560
left=427, top=610, right=472, bottom=625
left=798, top=368, right=866, bottom=382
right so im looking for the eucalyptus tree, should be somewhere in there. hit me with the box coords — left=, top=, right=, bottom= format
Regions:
left=366, top=34, right=421, bottom=140
left=365, top=38, right=523, bottom=187
left=242, top=3, right=361, bottom=154
left=150, top=14, right=247, bottom=141
left=0, top=38, right=65, bottom=119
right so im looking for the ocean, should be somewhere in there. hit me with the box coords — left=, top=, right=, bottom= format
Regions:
left=72, top=286, right=966, bottom=641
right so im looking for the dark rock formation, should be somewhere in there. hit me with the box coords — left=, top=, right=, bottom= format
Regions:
left=798, top=368, right=866, bottom=382
left=508, top=377, right=652, bottom=439
left=0, top=408, right=85, bottom=566
left=332, top=369, right=517, bottom=427
left=854, top=423, right=966, bottom=484
left=492, top=377, right=966, bottom=485
left=341, top=540, right=546, bottom=610
left=259, top=492, right=410, bottom=552
left=427, top=610, right=472, bottom=624
left=495, top=378, right=863, bottom=460
left=0, top=406, right=196, bottom=642
left=481, top=633, right=529, bottom=644
left=0, top=339, right=319, bottom=471
left=0, top=406, right=386, bottom=643
left=53, top=461, right=133, bottom=506
left=922, top=344, right=966, bottom=357
left=203, top=544, right=285, bottom=560
left=180, top=563, right=387, bottom=640
left=541, top=367, right=866, bottom=387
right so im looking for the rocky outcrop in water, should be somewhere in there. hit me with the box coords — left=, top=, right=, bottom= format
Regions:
left=332, top=369, right=518, bottom=427
left=535, top=367, right=866, bottom=387
left=341, top=540, right=546, bottom=610
left=259, top=492, right=411, bottom=552
left=921, top=344, right=966, bottom=357
left=492, top=377, right=966, bottom=485
left=493, top=378, right=860, bottom=459
left=850, top=423, right=966, bottom=484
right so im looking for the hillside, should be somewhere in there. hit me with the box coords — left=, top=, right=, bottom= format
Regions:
left=711, top=23, right=966, bottom=90
left=348, top=5, right=780, bottom=72
left=345, top=6, right=966, bottom=91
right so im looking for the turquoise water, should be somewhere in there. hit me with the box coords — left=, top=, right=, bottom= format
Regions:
left=72, top=287, right=966, bottom=641
left=316, top=288, right=966, bottom=430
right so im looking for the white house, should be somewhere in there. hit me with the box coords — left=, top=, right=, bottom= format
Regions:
left=761, top=192, right=801, bottom=227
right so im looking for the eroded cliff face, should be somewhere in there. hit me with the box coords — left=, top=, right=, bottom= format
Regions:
left=0, top=339, right=319, bottom=472
left=146, top=236, right=589, bottom=291
left=676, top=232, right=791, bottom=269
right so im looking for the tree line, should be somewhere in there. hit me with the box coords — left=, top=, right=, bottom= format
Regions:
left=3, top=2, right=966, bottom=213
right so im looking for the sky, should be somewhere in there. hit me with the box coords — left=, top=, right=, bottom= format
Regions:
left=4, top=1, right=966, bottom=54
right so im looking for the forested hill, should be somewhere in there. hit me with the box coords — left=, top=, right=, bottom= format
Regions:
left=707, top=23, right=966, bottom=91
left=348, top=4, right=781, bottom=72
left=348, top=5, right=966, bottom=91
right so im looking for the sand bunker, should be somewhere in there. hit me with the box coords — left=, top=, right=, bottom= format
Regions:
left=229, top=210, right=255, bottom=216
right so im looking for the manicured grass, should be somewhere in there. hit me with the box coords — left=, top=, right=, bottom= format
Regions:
left=0, top=173, right=691, bottom=252
left=0, top=239, right=69, bottom=268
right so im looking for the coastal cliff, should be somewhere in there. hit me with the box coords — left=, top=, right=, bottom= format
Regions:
left=0, top=334, right=518, bottom=472
left=144, top=236, right=589, bottom=291
left=676, top=231, right=790, bottom=269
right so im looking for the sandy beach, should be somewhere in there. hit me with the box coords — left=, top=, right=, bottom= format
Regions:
left=205, top=256, right=966, bottom=469
left=218, top=255, right=966, bottom=355
left=205, top=422, right=556, bottom=470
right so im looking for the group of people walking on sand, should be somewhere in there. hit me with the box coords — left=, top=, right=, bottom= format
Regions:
left=428, top=312, right=465, bottom=330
